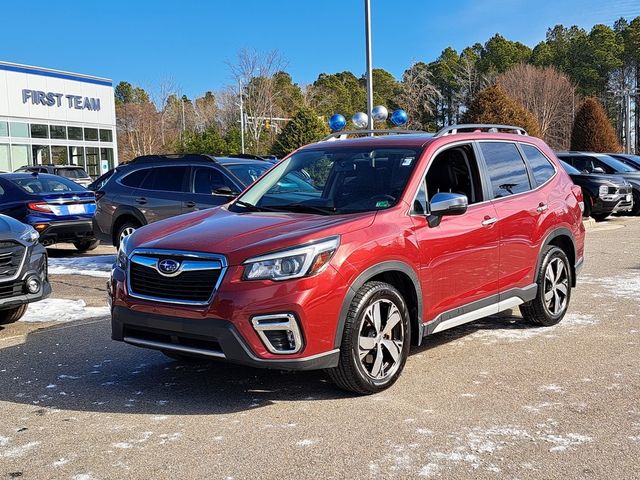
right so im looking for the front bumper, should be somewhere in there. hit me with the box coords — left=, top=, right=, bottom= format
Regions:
left=111, top=306, right=339, bottom=370
left=0, top=242, right=51, bottom=309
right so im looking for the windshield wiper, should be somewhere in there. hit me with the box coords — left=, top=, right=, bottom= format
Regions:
left=233, top=200, right=277, bottom=212
left=268, top=204, right=337, bottom=215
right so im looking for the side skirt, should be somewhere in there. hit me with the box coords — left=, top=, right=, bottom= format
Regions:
left=423, top=285, right=537, bottom=336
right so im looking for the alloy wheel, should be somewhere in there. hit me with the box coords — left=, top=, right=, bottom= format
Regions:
left=357, top=299, right=405, bottom=381
left=543, top=257, right=569, bottom=316
left=119, top=227, right=136, bottom=246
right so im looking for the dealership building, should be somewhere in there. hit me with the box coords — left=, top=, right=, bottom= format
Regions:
left=0, top=61, right=117, bottom=177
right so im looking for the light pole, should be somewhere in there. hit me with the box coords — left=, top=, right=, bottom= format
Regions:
left=238, top=81, right=245, bottom=154
left=364, top=0, right=374, bottom=132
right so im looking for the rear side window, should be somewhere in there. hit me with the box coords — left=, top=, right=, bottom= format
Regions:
left=141, top=166, right=188, bottom=192
left=521, top=144, right=555, bottom=186
left=120, top=169, right=150, bottom=188
left=193, top=167, right=235, bottom=194
left=480, top=142, right=531, bottom=198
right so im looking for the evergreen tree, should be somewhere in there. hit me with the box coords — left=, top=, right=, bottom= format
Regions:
left=271, top=107, right=329, bottom=157
left=570, top=97, right=622, bottom=152
left=462, top=85, right=541, bottom=137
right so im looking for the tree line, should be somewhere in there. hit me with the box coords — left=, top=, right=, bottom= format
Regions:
left=114, top=16, right=640, bottom=161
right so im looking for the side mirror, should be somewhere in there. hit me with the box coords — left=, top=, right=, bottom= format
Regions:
left=592, top=167, right=605, bottom=174
left=213, top=186, right=237, bottom=196
left=427, top=192, right=468, bottom=227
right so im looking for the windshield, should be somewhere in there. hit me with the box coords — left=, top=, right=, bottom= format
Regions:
left=12, top=176, right=86, bottom=193
left=596, top=155, right=638, bottom=173
left=560, top=160, right=580, bottom=175
left=232, top=147, right=422, bottom=215
left=57, top=168, right=89, bottom=179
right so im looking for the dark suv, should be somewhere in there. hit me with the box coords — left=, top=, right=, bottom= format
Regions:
left=556, top=152, right=640, bottom=215
left=93, top=155, right=274, bottom=246
left=110, top=125, right=585, bottom=394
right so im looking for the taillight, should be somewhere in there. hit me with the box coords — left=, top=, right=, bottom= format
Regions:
left=28, top=202, right=54, bottom=213
left=95, top=191, right=106, bottom=201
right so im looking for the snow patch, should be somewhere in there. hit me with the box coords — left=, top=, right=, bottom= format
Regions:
left=540, top=384, right=564, bottom=393
left=48, top=255, right=115, bottom=278
left=296, top=439, right=318, bottom=447
left=418, top=463, right=439, bottom=477
left=53, top=458, right=70, bottom=467
left=1, top=441, right=40, bottom=458
left=581, top=272, right=640, bottom=301
left=19, top=299, right=109, bottom=323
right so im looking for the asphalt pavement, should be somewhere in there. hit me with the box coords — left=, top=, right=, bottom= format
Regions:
left=0, top=218, right=638, bottom=479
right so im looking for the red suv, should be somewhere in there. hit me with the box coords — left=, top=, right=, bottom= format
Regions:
left=109, top=124, right=585, bottom=394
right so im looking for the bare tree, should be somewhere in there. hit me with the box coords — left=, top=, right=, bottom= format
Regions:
left=497, top=64, right=578, bottom=149
left=152, top=77, right=180, bottom=146
left=399, top=62, right=441, bottom=130
left=116, top=102, right=162, bottom=161
left=227, top=48, right=286, bottom=153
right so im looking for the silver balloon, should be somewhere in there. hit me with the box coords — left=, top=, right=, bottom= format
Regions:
left=372, top=105, right=388, bottom=122
left=352, top=112, right=368, bottom=129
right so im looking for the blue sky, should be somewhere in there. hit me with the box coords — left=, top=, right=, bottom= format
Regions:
left=1, top=0, right=638, bottom=98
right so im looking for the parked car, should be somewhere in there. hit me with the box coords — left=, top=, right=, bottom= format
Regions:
left=0, top=173, right=99, bottom=251
left=15, top=165, right=93, bottom=188
left=607, top=153, right=640, bottom=170
left=109, top=124, right=585, bottom=394
left=556, top=151, right=640, bottom=215
left=0, top=214, right=50, bottom=324
left=559, top=160, right=633, bottom=220
left=93, top=154, right=281, bottom=247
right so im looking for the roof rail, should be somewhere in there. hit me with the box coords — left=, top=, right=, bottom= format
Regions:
left=129, top=153, right=216, bottom=164
left=227, top=153, right=276, bottom=161
left=321, top=129, right=427, bottom=142
left=434, top=124, right=528, bottom=137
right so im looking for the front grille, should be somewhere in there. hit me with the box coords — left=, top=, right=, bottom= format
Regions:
left=0, top=241, right=26, bottom=282
left=123, top=325, right=224, bottom=357
left=618, top=186, right=632, bottom=195
left=128, top=250, right=226, bottom=304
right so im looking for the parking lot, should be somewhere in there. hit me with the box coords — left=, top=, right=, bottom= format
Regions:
left=0, top=217, right=638, bottom=479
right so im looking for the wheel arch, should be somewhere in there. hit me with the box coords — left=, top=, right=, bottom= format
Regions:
left=334, top=261, right=424, bottom=349
left=537, top=228, right=577, bottom=287
left=111, top=207, right=146, bottom=246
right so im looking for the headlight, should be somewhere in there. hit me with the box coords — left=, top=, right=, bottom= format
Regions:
left=243, top=236, right=340, bottom=281
left=20, top=226, right=39, bottom=244
left=116, top=236, right=130, bottom=270
left=598, top=185, right=609, bottom=197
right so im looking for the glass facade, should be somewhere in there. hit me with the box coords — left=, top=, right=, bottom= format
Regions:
left=0, top=119, right=115, bottom=174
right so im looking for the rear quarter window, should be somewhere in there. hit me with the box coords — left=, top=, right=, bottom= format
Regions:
left=520, top=144, right=556, bottom=186
left=479, top=142, right=531, bottom=198
left=120, top=169, right=150, bottom=188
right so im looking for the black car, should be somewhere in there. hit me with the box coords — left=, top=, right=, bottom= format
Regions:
left=559, top=161, right=633, bottom=220
left=93, top=154, right=275, bottom=247
left=15, top=165, right=93, bottom=188
left=0, top=214, right=50, bottom=325
left=556, top=151, right=640, bottom=215
left=608, top=153, right=640, bottom=170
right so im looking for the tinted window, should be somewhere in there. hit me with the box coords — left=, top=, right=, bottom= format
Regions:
left=11, top=176, right=84, bottom=193
left=120, top=169, right=150, bottom=188
left=521, top=144, right=555, bottom=186
left=84, top=128, right=99, bottom=141
left=564, top=156, right=593, bottom=173
left=68, top=127, right=83, bottom=140
left=99, top=129, right=113, bottom=142
left=141, top=166, right=188, bottom=192
left=50, top=125, right=67, bottom=139
left=57, top=168, right=89, bottom=179
left=193, top=167, right=234, bottom=194
left=30, top=124, right=49, bottom=139
left=560, top=160, right=580, bottom=175
left=595, top=154, right=638, bottom=173
left=480, top=142, right=531, bottom=198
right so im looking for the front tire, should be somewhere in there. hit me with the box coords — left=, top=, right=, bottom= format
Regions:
left=520, top=246, right=571, bottom=326
left=631, top=190, right=640, bottom=216
left=116, top=221, right=140, bottom=248
left=591, top=213, right=610, bottom=222
left=327, top=281, right=410, bottom=394
left=0, top=305, right=28, bottom=325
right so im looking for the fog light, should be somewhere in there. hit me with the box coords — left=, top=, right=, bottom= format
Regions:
left=251, top=314, right=303, bottom=354
left=26, top=276, right=41, bottom=294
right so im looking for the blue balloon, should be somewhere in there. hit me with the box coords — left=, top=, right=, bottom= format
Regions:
left=390, top=109, right=408, bottom=126
left=328, top=114, right=347, bottom=132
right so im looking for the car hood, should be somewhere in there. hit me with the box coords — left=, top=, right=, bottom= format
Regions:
left=0, top=214, right=28, bottom=240
left=616, top=172, right=640, bottom=184
left=129, top=206, right=376, bottom=266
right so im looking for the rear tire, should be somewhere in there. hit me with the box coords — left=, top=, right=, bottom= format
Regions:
left=591, top=213, right=610, bottom=222
left=327, top=281, right=410, bottom=395
left=582, top=194, right=592, bottom=218
left=631, top=190, right=640, bottom=216
left=0, top=305, right=28, bottom=325
left=115, top=220, right=140, bottom=248
left=73, top=239, right=100, bottom=252
left=520, top=246, right=571, bottom=327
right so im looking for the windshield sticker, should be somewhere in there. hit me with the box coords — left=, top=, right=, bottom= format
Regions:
left=376, top=200, right=390, bottom=208
left=402, top=157, right=414, bottom=166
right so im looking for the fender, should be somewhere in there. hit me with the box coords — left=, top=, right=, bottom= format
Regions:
left=111, top=206, right=148, bottom=244
left=535, top=227, right=577, bottom=286
left=334, top=260, right=424, bottom=348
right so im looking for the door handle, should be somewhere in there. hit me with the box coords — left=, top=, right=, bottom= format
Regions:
left=185, top=201, right=196, bottom=208
left=481, top=217, right=498, bottom=226
left=536, top=202, right=548, bottom=213
left=135, top=197, right=147, bottom=205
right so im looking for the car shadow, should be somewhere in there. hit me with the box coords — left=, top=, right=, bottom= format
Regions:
left=0, top=311, right=538, bottom=416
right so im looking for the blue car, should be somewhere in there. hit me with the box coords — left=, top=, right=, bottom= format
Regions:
left=0, top=173, right=98, bottom=251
